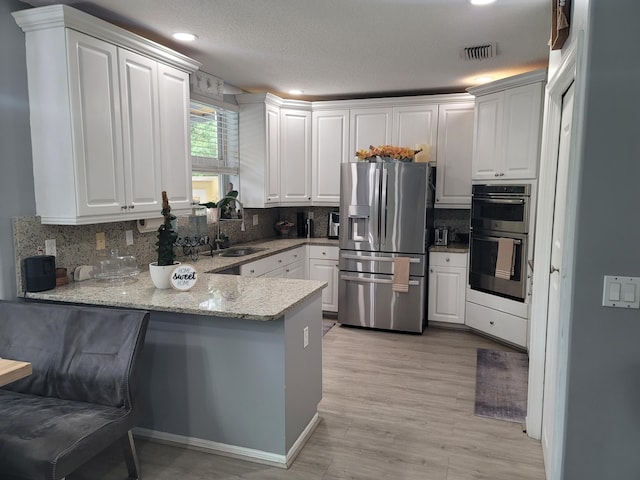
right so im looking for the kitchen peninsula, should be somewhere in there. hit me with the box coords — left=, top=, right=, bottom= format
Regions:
left=25, top=245, right=327, bottom=468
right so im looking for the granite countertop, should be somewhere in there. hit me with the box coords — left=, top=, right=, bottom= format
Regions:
left=25, top=238, right=338, bottom=321
left=429, top=243, right=469, bottom=254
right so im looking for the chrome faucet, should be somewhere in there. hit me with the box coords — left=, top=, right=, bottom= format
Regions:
left=216, top=196, right=245, bottom=248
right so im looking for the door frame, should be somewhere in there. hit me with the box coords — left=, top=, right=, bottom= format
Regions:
left=526, top=36, right=584, bottom=442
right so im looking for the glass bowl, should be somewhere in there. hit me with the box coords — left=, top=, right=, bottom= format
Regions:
left=93, top=249, right=140, bottom=280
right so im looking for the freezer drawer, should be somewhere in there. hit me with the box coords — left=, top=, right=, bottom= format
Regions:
left=339, top=250, right=426, bottom=276
left=338, top=272, right=426, bottom=333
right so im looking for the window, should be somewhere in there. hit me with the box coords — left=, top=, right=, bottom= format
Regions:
left=190, top=100, right=239, bottom=204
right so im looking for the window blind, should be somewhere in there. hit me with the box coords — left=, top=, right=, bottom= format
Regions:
left=190, top=100, right=239, bottom=174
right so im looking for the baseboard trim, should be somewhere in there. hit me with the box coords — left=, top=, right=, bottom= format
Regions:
left=285, top=413, right=320, bottom=467
left=133, top=413, right=320, bottom=469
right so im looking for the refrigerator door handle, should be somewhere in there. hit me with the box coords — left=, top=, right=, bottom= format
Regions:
left=340, top=274, right=420, bottom=286
left=380, top=167, right=388, bottom=246
left=341, top=254, right=421, bottom=264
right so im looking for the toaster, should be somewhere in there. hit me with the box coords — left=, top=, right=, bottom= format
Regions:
left=434, top=228, right=449, bottom=246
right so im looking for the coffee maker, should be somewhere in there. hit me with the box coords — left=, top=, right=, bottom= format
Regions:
left=328, top=211, right=339, bottom=239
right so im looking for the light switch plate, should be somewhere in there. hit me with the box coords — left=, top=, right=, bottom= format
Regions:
left=602, top=276, right=640, bottom=309
left=96, top=232, right=106, bottom=250
left=45, top=238, right=56, bottom=257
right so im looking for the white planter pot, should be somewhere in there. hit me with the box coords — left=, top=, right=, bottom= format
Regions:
left=149, top=261, right=180, bottom=289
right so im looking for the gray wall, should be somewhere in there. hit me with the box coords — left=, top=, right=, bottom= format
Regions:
left=0, top=0, right=36, bottom=300
left=562, top=0, right=640, bottom=478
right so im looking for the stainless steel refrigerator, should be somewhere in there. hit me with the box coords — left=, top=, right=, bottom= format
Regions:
left=338, top=161, right=435, bottom=333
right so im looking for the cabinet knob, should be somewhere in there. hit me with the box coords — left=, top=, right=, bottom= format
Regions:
left=121, top=206, right=127, bottom=210
left=250, top=269, right=255, bottom=274
left=489, top=320, right=495, bottom=326
left=129, top=205, right=134, bottom=209
left=278, top=259, right=282, bottom=263
left=322, top=252, right=326, bottom=255
left=446, top=257, right=450, bottom=262
left=430, top=269, right=434, bottom=273
left=499, top=173, right=505, bottom=177
left=494, top=173, right=499, bottom=177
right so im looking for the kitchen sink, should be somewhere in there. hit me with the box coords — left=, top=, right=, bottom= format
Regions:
left=217, top=247, right=266, bottom=257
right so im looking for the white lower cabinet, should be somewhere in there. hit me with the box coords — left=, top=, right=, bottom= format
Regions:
left=283, top=259, right=305, bottom=279
left=465, top=301, right=527, bottom=348
left=240, top=247, right=306, bottom=278
left=428, top=252, right=467, bottom=324
left=308, top=245, right=339, bottom=313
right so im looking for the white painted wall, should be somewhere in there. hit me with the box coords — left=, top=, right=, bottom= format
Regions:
left=0, top=0, right=36, bottom=300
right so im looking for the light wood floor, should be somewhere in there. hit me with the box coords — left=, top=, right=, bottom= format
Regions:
left=71, top=324, right=546, bottom=480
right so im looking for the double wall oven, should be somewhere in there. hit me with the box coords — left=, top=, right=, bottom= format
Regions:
left=469, top=184, right=531, bottom=302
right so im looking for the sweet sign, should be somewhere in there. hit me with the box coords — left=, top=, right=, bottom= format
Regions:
left=170, top=264, right=197, bottom=291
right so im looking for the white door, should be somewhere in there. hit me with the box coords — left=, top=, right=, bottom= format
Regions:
left=309, top=259, right=338, bottom=312
left=66, top=30, right=125, bottom=217
left=280, top=108, right=311, bottom=204
left=158, top=64, right=192, bottom=212
left=542, top=82, right=574, bottom=480
left=119, top=49, right=162, bottom=215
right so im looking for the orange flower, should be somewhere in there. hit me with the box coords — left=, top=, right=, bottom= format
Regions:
left=355, top=145, right=423, bottom=161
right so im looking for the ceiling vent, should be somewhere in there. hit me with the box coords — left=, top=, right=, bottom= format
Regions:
left=461, top=43, right=497, bottom=60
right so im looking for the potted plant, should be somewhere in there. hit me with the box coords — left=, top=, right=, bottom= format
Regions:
left=149, top=191, right=180, bottom=289
left=199, top=190, right=240, bottom=220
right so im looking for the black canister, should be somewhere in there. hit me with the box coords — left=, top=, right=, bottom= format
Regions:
left=24, top=255, right=56, bottom=292
left=296, top=212, right=306, bottom=237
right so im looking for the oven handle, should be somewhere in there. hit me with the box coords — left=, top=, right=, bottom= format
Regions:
left=340, top=275, right=420, bottom=286
left=473, top=234, right=522, bottom=245
left=473, top=197, right=525, bottom=205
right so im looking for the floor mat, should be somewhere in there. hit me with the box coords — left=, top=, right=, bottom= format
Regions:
left=474, top=348, right=528, bottom=423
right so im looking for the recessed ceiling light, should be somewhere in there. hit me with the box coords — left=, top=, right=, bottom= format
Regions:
left=474, top=76, right=494, bottom=84
left=469, top=0, right=496, bottom=5
left=288, top=89, right=303, bottom=95
left=172, top=32, right=198, bottom=42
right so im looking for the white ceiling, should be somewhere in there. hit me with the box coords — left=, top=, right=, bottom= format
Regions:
left=21, top=0, right=551, bottom=100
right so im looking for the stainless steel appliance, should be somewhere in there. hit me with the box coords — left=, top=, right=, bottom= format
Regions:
left=434, top=228, right=449, bottom=246
left=338, top=162, right=435, bottom=333
left=328, top=211, right=339, bottom=239
left=469, top=184, right=530, bottom=301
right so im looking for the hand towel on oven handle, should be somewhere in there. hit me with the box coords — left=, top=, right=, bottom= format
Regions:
left=392, top=257, right=410, bottom=293
left=495, top=238, right=515, bottom=280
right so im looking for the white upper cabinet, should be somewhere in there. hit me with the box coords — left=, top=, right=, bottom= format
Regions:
left=280, top=108, right=311, bottom=204
left=469, top=70, right=545, bottom=181
left=392, top=104, right=439, bottom=155
left=119, top=48, right=162, bottom=217
left=349, top=108, right=392, bottom=156
left=434, top=102, right=475, bottom=208
left=13, top=5, right=200, bottom=225
left=157, top=64, right=193, bottom=213
left=311, top=109, right=349, bottom=205
left=237, top=94, right=312, bottom=207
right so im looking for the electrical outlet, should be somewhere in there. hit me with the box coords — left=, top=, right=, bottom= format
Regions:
left=253, top=214, right=259, bottom=226
left=307, top=211, right=314, bottom=220
left=44, top=238, right=56, bottom=256
left=125, top=230, right=134, bottom=246
left=303, top=326, right=309, bottom=348
left=96, top=232, right=106, bottom=250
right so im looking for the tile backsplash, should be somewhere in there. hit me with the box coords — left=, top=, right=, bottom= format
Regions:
left=434, top=208, right=471, bottom=239
left=12, top=206, right=338, bottom=292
